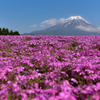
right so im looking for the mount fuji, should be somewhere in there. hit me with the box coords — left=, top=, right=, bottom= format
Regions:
left=22, top=16, right=100, bottom=36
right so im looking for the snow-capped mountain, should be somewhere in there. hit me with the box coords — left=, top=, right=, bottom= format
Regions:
left=58, top=16, right=92, bottom=27
left=45, top=16, right=93, bottom=31
left=22, top=16, right=99, bottom=36
left=60, top=16, right=91, bottom=27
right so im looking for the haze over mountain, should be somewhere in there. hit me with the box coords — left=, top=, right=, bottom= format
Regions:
left=22, top=16, right=100, bottom=36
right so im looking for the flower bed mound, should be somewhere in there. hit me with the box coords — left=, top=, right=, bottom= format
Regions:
left=0, top=35, right=100, bottom=100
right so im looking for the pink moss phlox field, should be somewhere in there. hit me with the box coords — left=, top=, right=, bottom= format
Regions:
left=1, top=35, right=100, bottom=99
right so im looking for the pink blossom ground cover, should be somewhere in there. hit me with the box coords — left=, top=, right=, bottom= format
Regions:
left=0, top=35, right=100, bottom=100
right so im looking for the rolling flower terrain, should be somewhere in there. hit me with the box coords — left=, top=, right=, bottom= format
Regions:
left=0, top=35, right=100, bottom=100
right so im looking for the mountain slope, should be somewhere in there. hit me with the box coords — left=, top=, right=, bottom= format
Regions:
left=23, top=16, right=100, bottom=36
left=45, top=16, right=93, bottom=30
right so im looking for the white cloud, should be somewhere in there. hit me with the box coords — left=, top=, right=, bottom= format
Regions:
left=40, top=18, right=69, bottom=27
left=40, top=18, right=57, bottom=27
left=40, top=25, right=45, bottom=27
left=58, top=18, right=68, bottom=23
left=76, top=25, right=100, bottom=33
left=30, top=24, right=37, bottom=28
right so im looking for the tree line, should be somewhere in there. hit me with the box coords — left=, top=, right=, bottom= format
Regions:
left=0, top=28, right=20, bottom=35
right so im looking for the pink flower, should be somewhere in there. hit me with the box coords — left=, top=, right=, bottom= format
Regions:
left=7, top=81, right=12, bottom=85
left=92, top=93, right=100, bottom=100
left=96, top=82, right=100, bottom=91
left=71, top=78, right=78, bottom=84
left=59, top=92, right=76, bottom=100
left=28, top=90, right=35, bottom=94
left=20, top=93, right=28, bottom=100
left=13, top=83, right=18, bottom=88
left=49, top=96, right=57, bottom=100
left=34, top=83, right=39, bottom=89
left=81, top=90, right=87, bottom=94
left=32, top=97, right=40, bottom=100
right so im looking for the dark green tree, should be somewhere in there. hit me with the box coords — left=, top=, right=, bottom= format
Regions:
left=13, top=31, right=20, bottom=35
left=9, top=30, right=14, bottom=35
left=0, top=27, right=20, bottom=36
left=5, top=28, right=9, bottom=35
left=2, top=28, right=7, bottom=35
left=0, top=28, right=1, bottom=35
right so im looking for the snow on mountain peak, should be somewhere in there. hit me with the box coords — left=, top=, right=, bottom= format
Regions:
left=67, top=16, right=91, bottom=24
left=69, top=16, right=82, bottom=20
left=58, top=16, right=91, bottom=26
left=57, top=15, right=92, bottom=28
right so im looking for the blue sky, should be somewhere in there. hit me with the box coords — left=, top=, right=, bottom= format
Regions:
left=0, top=0, right=100, bottom=34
